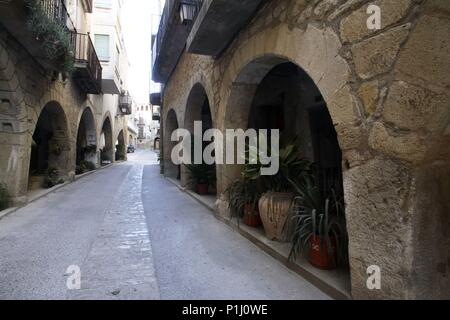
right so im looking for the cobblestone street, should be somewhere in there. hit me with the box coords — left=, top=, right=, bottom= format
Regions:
left=0, top=150, right=329, bottom=300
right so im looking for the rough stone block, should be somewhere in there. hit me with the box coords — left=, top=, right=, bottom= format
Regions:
left=383, top=81, right=449, bottom=133
left=340, top=0, right=412, bottom=43
left=351, top=24, right=410, bottom=79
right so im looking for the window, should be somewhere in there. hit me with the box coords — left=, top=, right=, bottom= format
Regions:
left=146, top=106, right=149, bottom=111
left=95, top=0, right=112, bottom=9
left=94, top=34, right=110, bottom=61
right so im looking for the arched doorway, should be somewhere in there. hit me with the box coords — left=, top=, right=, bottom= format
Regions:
left=164, top=109, right=180, bottom=180
left=76, top=107, right=97, bottom=169
left=28, top=101, right=70, bottom=190
left=100, top=117, right=113, bottom=166
left=247, top=62, right=343, bottom=197
left=115, top=130, right=126, bottom=161
left=222, top=56, right=349, bottom=272
left=154, top=137, right=160, bottom=150
left=183, top=83, right=216, bottom=194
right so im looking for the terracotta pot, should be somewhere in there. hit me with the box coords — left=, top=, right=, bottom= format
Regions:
left=196, top=183, right=209, bottom=195
left=243, top=203, right=262, bottom=227
left=258, top=192, right=294, bottom=242
left=309, top=236, right=337, bottom=270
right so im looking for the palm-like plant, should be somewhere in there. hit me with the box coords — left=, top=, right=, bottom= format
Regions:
left=288, top=176, right=348, bottom=266
left=243, top=136, right=313, bottom=192
left=225, top=179, right=261, bottom=220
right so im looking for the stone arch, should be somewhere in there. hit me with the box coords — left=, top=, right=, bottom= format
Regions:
left=154, top=137, right=160, bottom=150
left=28, top=101, right=71, bottom=190
left=183, top=72, right=215, bottom=125
left=218, top=24, right=358, bottom=143
left=217, top=52, right=352, bottom=290
left=115, top=129, right=126, bottom=161
left=181, top=83, right=216, bottom=192
left=184, top=83, right=214, bottom=133
left=99, top=115, right=114, bottom=165
left=215, top=20, right=450, bottom=299
left=164, top=108, right=180, bottom=180
left=76, top=107, right=98, bottom=167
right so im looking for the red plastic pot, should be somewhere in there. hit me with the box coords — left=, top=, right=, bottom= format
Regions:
left=309, top=236, right=337, bottom=270
left=196, top=183, right=209, bottom=195
left=243, top=203, right=262, bottom=227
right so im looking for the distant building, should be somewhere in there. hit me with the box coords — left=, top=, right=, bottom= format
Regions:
left=0, top=0, right=134, bottom=203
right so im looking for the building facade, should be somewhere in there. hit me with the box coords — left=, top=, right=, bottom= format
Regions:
left=134, top=103, right=160, bottom=149
left=153, top=0, right=450, bottom=299
left=0, top=0, right=132, bottom=203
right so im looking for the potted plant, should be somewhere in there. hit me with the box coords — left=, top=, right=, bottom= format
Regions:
left=225, top=179, right=262, bottom=227
left=44, top=167, right=64, bottom=189
left=288, top=177, right=348, bottom=270
left=246, top=137, right=313, bottom=242
left=185, top=163, right=215, bottom=195
left=83, top=145, right=97, bottom=155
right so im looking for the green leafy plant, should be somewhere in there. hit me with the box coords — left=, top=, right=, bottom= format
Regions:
left=225, top=179, right=261, bottom=221
left=0, top=183, right=10, bottom=211
left=288, top=176, right=348, bottom=265
left=25, top=0, right=75, bottom=75
left=115, top=144, right=126, bottom=161
left=185, top=163, right=215, bottom=185
left=44, top=167, right=64, bottom=188
left=244, top=135, right=314, bottom=193
left=76, top=160, right=96, bottom=175
left=83, top=145, right=97, bottom=154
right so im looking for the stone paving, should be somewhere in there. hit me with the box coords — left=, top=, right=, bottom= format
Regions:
left=0, top=150, right=329, bottom=300
left=67, top=164, right=159, bottom=300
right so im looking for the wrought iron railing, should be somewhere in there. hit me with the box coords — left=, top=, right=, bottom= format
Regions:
left=71, top=32, right=102, bottom=89
left=39, top=0, right=76, bottom=32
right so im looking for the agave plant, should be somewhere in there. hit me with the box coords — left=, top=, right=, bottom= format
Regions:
left=225, top=179, right=261, bottom=221
left=288, top=176, right=348, bottom=265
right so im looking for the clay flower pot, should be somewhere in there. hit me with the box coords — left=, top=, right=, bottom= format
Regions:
left=196, top=183, right=209, bottom=195
left=309, top=236, right=337, bottom=270
left=243, top=203, right=262, bottom=227
left=258, top=192, right=294, bottom=242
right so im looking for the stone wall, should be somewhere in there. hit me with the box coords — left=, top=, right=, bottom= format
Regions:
left=0, top=26, right=128, bottom=204
left=161, top=0, right=450, bottom=299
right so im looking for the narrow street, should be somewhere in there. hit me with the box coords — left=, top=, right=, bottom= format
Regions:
left=0, top=150, right=329, bottom=300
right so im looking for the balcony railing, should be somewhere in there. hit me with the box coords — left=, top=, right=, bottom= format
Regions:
left=72, top=33, right=102, bottom=94
left=119, top=93, right=132, bottom=115
left=39, top=0, right=76, bottom=32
